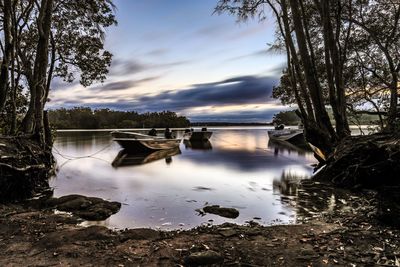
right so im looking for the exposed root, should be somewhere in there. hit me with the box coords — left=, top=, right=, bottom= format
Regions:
left=0, top=136, right=54, bottom=202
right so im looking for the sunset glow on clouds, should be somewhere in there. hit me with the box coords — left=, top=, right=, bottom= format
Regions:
left=48, top=0, right=286, bottom=122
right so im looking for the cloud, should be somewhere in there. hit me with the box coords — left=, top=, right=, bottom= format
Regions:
left=90, top=80, right=136, bottom=91
left=109, top=58, right=191, bottom=77
left=195, top=23, right=230, bottom=38
left=227, top=24, right=267, bottom=41
left=187, top=109, right=282, bottom=123
left=145, top=48, right=169, bottom=57
left=50, top=78, right=80, bottom=91
left=139, top=75, right=278, bottom=109
left=49, top=75, right=282, bottom=122
left=225, top=48, right=281, bottom=62
left=109, top=58, right=147, bottom=76
left=89, top=76, right=160, bottom=91
left=266, top=62, right=287, bottom=77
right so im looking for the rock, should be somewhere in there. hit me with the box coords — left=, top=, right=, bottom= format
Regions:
left=120, top=228, right=160, bottom=242
left=38, top=226, right=113, bottom=249
left=184, top=250, right=223, bottom=266
left=218, top=228, right=237, bottom=237
left=202, top=205, right=239, bottom=219
left=43, top=194, right=121, bottom=220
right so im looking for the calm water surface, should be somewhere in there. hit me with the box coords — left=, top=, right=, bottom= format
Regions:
left=51, top=127, right=317, bottom=230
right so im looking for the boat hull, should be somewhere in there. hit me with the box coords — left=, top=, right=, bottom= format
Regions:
left=112, top=131, right=181, bottom=152
left=184, top=131, right=213, bottom=141
left=114, top=138, right=181, bottom=152
left=111, top=131, right=160, bottom=139
left=267, top=129, right=304, bottom=143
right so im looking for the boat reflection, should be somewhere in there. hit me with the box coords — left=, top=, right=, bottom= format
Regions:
left=112, top=147, right=181, bottom=167
left=268, top=138, right=311, bottom=157
left=183, top=140, right=213, bottom=150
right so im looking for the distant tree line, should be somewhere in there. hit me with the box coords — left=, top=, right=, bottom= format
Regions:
left=190, top=122, right=268, bottom=126
left=48, top=108, right=190, bottom=129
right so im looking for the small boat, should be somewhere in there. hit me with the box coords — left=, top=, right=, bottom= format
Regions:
left=267, top=129, right=304, bottom=143
left=112, top=148, right=181, bottom=167
left=111, top=131, right=181, bottom=152
left=184, top=127, right=213, bottom=141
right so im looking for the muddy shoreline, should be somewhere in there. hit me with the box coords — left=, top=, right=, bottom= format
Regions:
left=1, top=184, right=399, bottom=266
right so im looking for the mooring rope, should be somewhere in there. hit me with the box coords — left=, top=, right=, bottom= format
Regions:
left=52, top=143, right=113, bottom=160
left=51, top=143, right=113, bottom=170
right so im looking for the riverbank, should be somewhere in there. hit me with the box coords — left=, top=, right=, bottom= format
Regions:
left=0, top=136, right=53, bottom=202
left=1, top=183, right=399, bottom=266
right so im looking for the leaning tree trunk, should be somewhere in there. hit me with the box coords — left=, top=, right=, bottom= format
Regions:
left=318, top=0, right=350, bottom=139
left=31, top=0, right=54, bottom=145
left=279, top=0, right=315, bottom=120
left=0, top=0, right=13, bottom=113
left=20, top=54, right=36, bottom=134
left=289, top=0, right=337, bottom=156
left=387, top=73, right=399, bottom=132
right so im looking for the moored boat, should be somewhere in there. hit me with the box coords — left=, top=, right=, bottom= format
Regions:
left=184, top=127, right=213, bottom=141
left=267, top=129, right=304, bottom=143
left=111, top=131, right=181, bottom=152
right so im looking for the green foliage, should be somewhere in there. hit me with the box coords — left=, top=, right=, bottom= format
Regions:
left=272, top=110, right=301, bottom=125
left=272, top=70, right=296, bottom=105
left=273, top=109, right=382, bottom=127
left=51, top=0, right=117, bottom=86
left=0, top=85, right=28, bottom=134
left=48, top=108, right=191, bottom=129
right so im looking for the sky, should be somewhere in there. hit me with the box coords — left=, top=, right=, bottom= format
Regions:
left=48, top=0, right=288, bottom=122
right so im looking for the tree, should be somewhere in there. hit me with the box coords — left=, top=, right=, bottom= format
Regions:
left=216, top=0, right=400, bottom=157
left=0, top=0, right=12, bottom=111
left=0, top=0, right=116, bottom=146
left=344, top=1, right=400, bottom=131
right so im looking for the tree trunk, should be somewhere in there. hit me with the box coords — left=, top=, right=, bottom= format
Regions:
left=280, top=0, right=315, bottom=120
left=318, top=0, right=350, bottom=139
left=289, top=0, right=337, bottom=155
left=20, top=55, right=36, bottom=134
left=0, top=0, right=13, bottom=113
left=387, top=73, right=399, bottom=131
left=32, top=0, right=54, bottom=145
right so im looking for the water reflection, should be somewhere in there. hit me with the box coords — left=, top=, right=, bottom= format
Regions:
left=112, top=148, right=181, bottom=167
left=51, top=127, right=319, bottom=230
left=183, top=140, right=213, bottom=150
left=268, top=138, right=311, bottom=157
left=273, top=171, right=365, bottom=223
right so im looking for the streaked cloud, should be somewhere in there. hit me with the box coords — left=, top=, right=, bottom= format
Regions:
left=48, top=1, right=287, bottom=122
left=48, top=75, right=283, bottom=122
left=89, top=76, right=161, bottom=92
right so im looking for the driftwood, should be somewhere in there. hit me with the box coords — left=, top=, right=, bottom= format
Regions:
left=0, top=136, right=54, bottom=202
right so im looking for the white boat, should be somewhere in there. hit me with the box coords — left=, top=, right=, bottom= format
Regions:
left=111, top=131, right=181, bottom=151
left=267, top=129, right=304, bottom=143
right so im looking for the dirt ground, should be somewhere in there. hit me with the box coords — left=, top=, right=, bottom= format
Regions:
left=1, top=190, right=399, bottom=267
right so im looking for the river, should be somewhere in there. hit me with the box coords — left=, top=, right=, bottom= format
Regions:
left=51, top=126, right=318, bottom=230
